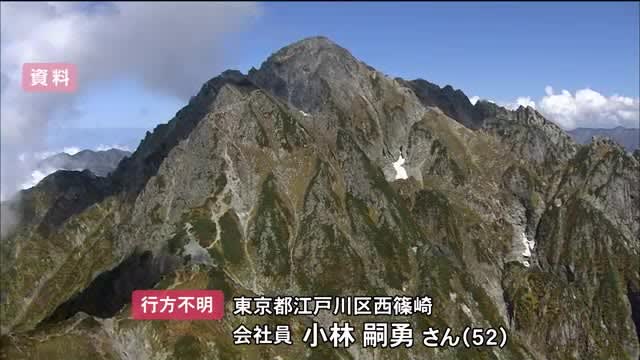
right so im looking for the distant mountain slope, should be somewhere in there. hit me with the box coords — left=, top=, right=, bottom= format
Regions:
left=568, top=126, right=639, bottom=151
left=1, top=36, right=638, bottom=360
left=38, top=149, right=131, bottom=177
left=46, top=127, right=149, bottom=154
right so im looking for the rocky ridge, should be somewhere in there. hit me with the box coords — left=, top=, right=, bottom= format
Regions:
left=0, top=36, right=638, bottom=360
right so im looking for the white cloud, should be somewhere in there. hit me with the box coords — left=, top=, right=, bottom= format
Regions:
left=0, top=193, right=19, bottom=238
left=6, top=143, right=135, bottom=202
left=13, top=144, right=132, bottom=193
left=32, top=144, right=125, bottom=161
left=20, top=167, right=58, bottom=190
left=545, top=85, right=554, bottom=96
left=516, top=96, right=536, bottom=109
left=33, top=151, right=56, bottom=160
left=469, top=96, right=498, bottom=106
left=538, top=87, right=639, bottom=130
left=482, top=87, right=639, bottom=130
left=95, top=144, right=130, bottom=152
left=31, top=147, right=78, bottom=161
left=501, top=96, right=537, bottom=110
left=63, top=146, right=80, bottom=155
left=1, top=2, right=261, bottom=201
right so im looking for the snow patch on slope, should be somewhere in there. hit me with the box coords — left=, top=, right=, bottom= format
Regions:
left=519, top=232, right=535, bottom=267
left=393, top=155, right=408, bottom=180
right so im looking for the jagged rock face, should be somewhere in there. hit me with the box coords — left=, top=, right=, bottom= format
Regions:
left=478, top=103, right=578, bottom=169
left=1, top=37, right=638, bottom=360
left=249, top=37, right=427, bottom=176
left=401, top=79, right=483, bottom=130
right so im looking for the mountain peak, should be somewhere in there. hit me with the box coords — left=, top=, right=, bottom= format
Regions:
left=3, top=35, right=639, bottom=360
left=248, top=36, right=365, bottom=114
left=273, top=36, right=343, bottom=55
left=288, top=35, right=338, bottom=48
left=252, top=36, right=353, bottom=71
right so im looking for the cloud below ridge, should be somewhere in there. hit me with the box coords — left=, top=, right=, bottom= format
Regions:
left=0, top=2, right=261, bottom=238
left=1, top=1, right=261, bottom=198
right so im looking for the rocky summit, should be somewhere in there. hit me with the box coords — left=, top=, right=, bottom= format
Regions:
left=1, top=36, right=638, bottom=360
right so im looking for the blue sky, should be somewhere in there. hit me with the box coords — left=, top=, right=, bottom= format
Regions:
left=238, top=2, right=639, bottom=98
left=1, top=2, right=637, bottom=197
left=2, top=1, right=638, bottom=153
left=58, top=2, right=638, bottom=134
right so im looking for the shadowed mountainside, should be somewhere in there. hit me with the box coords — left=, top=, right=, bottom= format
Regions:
left=1, top=36, right=638, bottom=360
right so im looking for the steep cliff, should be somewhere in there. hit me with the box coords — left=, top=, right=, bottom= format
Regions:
left=1, top=37, right=638, bottom=360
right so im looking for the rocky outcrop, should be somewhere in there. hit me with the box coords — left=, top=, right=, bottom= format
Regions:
left=1, top=36, right=637, bottom=360
left=401, top=79, right=483, bottom=130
